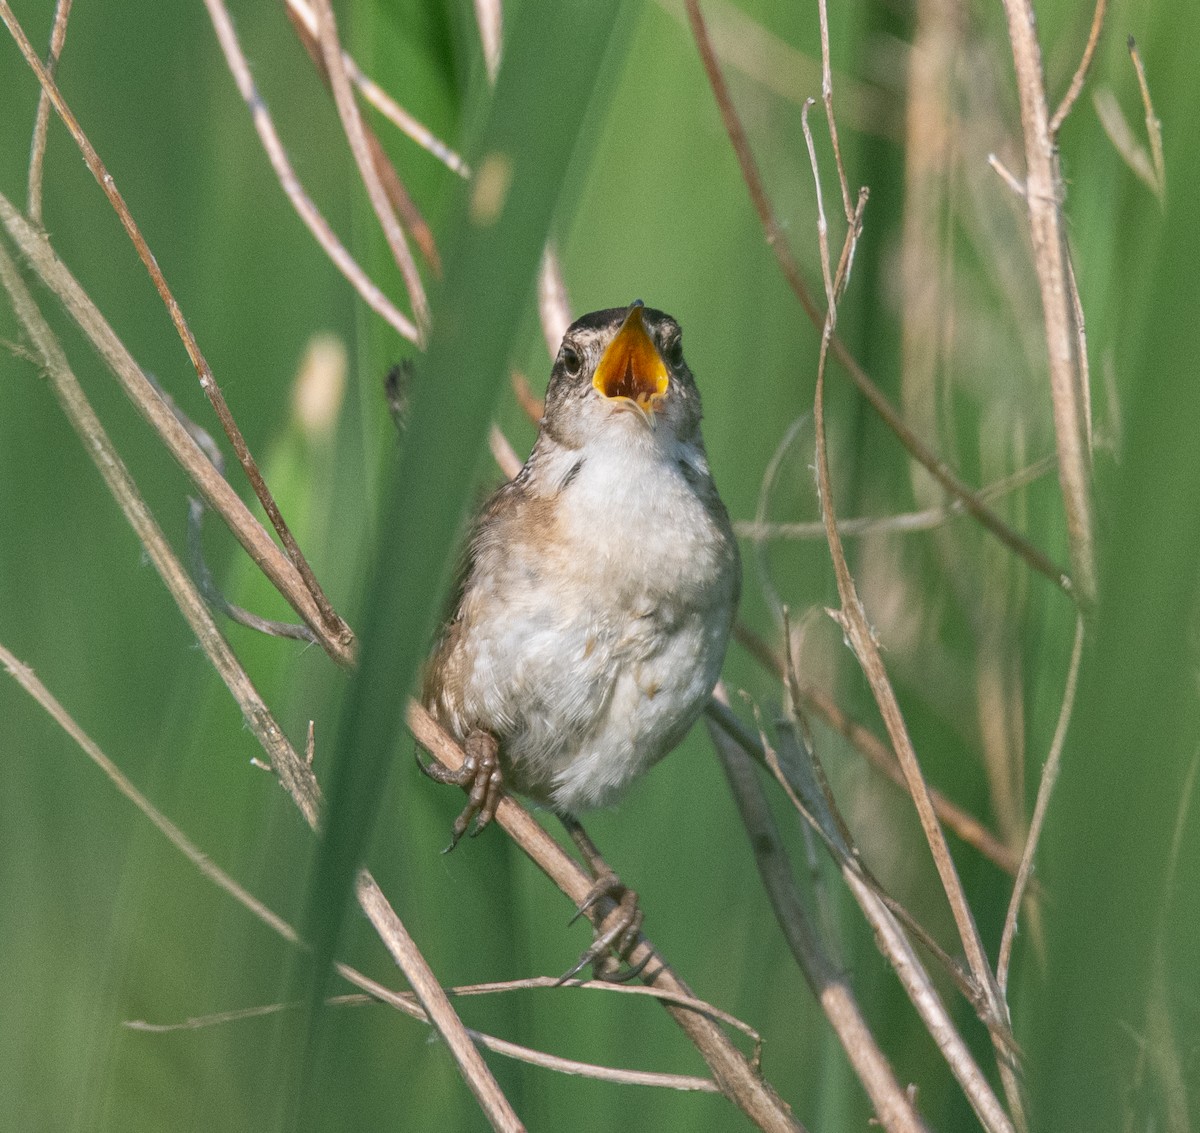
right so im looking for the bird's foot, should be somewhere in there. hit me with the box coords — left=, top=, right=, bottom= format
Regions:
left=417, top=729, right=503, bottom=852
left=557, top=815, right=647, bottom=983
left=558, top=872, right=646, bottom=983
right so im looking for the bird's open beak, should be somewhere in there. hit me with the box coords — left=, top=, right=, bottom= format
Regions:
left=592, top=301, right=669, bottom=416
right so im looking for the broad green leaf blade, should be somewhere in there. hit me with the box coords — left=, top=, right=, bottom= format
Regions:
left=299, top=0, right=630, bottom=1110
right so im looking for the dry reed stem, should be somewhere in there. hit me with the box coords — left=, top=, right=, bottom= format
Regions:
left=0, top=239, right=522, bottom=1133
left=683, top=0, right=1072, bottom=599
left=311, top=0, right=431, bottom=338
left=283, top=4, right=441, bottom=274
left=24, top=0, right=72, bottom=223
left=997, top=613, right=1086, bottom=991
left=0, top=194, right=352, bottom=666
left=201, top=0, right=422, bottom=342
left=1, top=0, right=351, bottom=646
left=798, top=69, right=1024, bottom=1122
left=1048, top=0, right=1108, bottom=135
left=998, top=0, right=1097, bottom=608
left=283, top=0, right=470, bottom=178
left=737, top=455, right=1057, bottom=542
left=706, top=697, right=930, bottom=1133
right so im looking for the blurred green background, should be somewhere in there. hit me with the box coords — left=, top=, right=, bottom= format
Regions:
left=1, top=0, right=1196, bottom=1130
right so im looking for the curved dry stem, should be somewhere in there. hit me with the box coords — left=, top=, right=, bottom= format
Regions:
left=1049, top=0, right=1109, bottom=136
left=311, top=0, right=431, bottom=337
left=997, top=613, right=1086, bottom=991
left=0, top=194, right=352, bottom=666
left=798, top=85, right=1023, bottom=1125
left=201, top=0, right=421, bottom=343
left=24, top=0, right=73, bottom=224
left=0, top=0, right=352, bottom=647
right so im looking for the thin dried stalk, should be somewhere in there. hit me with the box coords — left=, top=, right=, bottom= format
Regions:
left=998, top=0, right=1097, bottom=607
left=25, top=0, right=73, bottom=223
left=283, top=0, right=469, bottom=178
left=310, top=0, right=431, bottom=337
left=1048, top=0, right=1108, bottom=135
left=283, top=4, right=440, bottom=273
left=683, top=0, right=1072, bottom=599
left=0, top=193, right=352, bottom=666
left=0, top=0, right=351, bottom=645
left=997, top=614, right=1086, bottom=991
left=200, top=0, right=421, bottom=342
left=0, top=238, right=521, bottom=1133
left=705, top=704, right=1015, bottom=1133
left=1128, top=37, right=1165, bottom=198
left=736, top=455, right=1056, bottom=542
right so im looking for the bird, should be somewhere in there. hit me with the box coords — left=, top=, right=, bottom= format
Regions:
left=421, top=300, right=740, bottom=974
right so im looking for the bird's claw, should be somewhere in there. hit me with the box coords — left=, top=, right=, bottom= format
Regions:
left=416, top=729, right=503, bottom=852
left=558, top=873, right=645, bottom=984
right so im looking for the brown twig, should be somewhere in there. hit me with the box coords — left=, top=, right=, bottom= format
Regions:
left=0, top=0, right=353, bottom=647
left=202, top=0, right=422, bottom=342
left=683, top=0, right=1072, bottom=599
left=0, top=194, right=351, bottom=666
left=310, top=0, right=432, bottom=335
left=997, top=614, right=1085, bottom=992
left=283, top=0, right=470, bottom=178
left=284, top=3, right=441, bottom=274
left=1048, top=0, right=1108, bottom=135
left=407, top=703, right=807, bottom=1133
left=998, top=0, right=1097, bottom=608
left=0, top=237, right=521, bottom=1132
left=24, top=0, right=72, bottom=224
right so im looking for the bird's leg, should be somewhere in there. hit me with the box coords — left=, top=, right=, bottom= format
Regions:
left=557, top=814, right=646, bottom=983
left=417, top=728, right=504, bottom=852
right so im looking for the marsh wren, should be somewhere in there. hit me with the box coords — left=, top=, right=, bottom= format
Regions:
left=421, top=302, right=740, bottom=972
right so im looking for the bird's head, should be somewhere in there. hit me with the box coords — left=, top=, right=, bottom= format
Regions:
left=541, top=302, right=703, bottom=450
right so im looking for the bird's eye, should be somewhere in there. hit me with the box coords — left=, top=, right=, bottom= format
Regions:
left=664, top=334, right=684, bottom=367
left=561, top=343, right=583, bottom=376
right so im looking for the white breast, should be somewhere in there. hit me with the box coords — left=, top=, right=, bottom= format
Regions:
left=458, top=421, right=738, bottom=812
